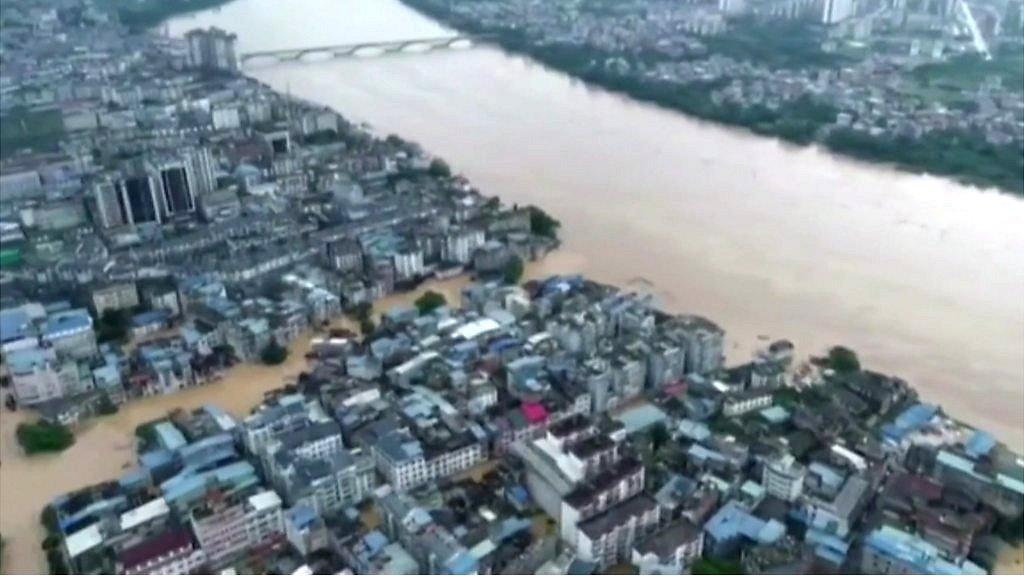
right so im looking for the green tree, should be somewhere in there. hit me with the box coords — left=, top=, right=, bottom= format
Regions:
left=260, top=338, right=289, bottom=366
left=995, top=513, right=1024, bottom=544
left=528, top=205, right=561, bottom=238
left=428, top=158, right=452, bottom=178
left=502, top=255, right=525, bottom=285
left=134, top=420, right=159, bottom=448
left=46, top=548, right=69, bottom=575
left=414, top=290, right=447, bottom=315
left=692, top=558, right=744, bottom=575
left=95, top=393, right=118, bottom=416
left=349, top=302, right=373, bottom=323
left=360, top=318, right=376, bottom=336
left=649, top=422, right=670, bottom=453
left=97, top=309, right=130, bottom=343
left=827, top=346, right=861, bottom=374
left=16, top=420, right=74, bottom=455
left=40, top=505, right=59, bottom=533
left=41, top=534, right=60, bottom=551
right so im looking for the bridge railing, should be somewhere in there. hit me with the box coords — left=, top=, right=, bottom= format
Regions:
left=239, top=34, right=485, bottom=64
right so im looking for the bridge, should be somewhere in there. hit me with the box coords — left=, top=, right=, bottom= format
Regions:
left=239, top=35, right=483, bottom=66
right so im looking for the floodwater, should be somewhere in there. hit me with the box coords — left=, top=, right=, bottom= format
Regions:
left=0, top=344, right=311, bottom=573
left=2, top=0, right=1023, bottom=569
left=162, top=0, right=1024, bottom=446
left=0, top=261, right=571, bottom=573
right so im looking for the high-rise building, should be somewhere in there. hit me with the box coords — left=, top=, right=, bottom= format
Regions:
left=158, top=161, right=196, bottom=217
left=94, top=177, right=125, bottom=229
left=118, top=172, right=163, bottom=225
left=190, top=489, right=284, bottom=570
left=186, top=146, right=217, bottom=197
left=185, top=27, right=239, bottom=73
left=822, top=0, right=856, bottom=23
left=762, top=454, right=806, bottom=502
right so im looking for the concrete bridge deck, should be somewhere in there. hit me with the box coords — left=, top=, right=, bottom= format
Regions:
left=239, top=35, right=483, bottom=65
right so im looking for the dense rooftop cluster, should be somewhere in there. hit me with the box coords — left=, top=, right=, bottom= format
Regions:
left=35, top=275, right=1024, bottom=574
left=1, top=0, right=1022, bottom=575
left=0, top=0, right=556, bottom=418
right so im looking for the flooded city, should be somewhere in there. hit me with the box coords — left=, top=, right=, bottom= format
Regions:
left=1, top=0, right=1022, bottom=572
left=165, top=0, right=1024, bottom=447
left=0, top=258, right=574, bottom=573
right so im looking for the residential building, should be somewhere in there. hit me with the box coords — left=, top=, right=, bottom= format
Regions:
left=631, top=520, right=704, bottom=575
left=115, top=528, right=207, bottom=575
left=576, top=495, right=662, bottom=568
left=189, top=489, right=284, bottom=569
left=723, top=389, right=773, bottom=417
left=860, top=525, right=986, bottom=575
left=7, top=346, right=74, bottom=405
left=762, top=454, right=806, bottom=502
left=42, top=308, right=97, bottom=360
left=92, top=282, right=140, bottom=317
left=185, top=27, right=238, bottom=72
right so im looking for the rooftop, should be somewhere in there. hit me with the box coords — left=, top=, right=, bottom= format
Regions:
left=704, top=500, right=785, bottom=544
left=117, top=528, right=192, bottom=570
left=636, top=520, right=701, bottom=557
left=578, top=494, right=658, bottom=540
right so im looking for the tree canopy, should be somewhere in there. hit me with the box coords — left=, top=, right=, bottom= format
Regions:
left=649, top=422, right=670, bottom=453
left=503, top=255, right=525, bottom=285
left=97, top=308, right=131, bottom=343
left=260, top=338, right=289, bottom=366
left=827, top=346, right=861, bottom=374
left=428, top=158, right=452, bottom=178
left=17, top=420, right=74, bottom=455
left=415, top=290, right=447, bottom=315
left=528, top=205, right=561, bottom=238
left=360, top=318, right=376, bottom=336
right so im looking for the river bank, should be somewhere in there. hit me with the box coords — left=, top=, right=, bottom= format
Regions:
left=398, top=0, right=1024, bottom=196
left=2, top=251, right=1022, bottom=571
left=3, top=0, right=1021, bottom=568
left=162, top=0, right=1023, bottom=451
left=102, top=0, right=237, bottom=31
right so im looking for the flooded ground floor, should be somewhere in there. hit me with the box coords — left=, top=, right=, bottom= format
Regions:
left=0, top=258, right=564, bottom=573
left=1, top=253, right=1020, bottom=573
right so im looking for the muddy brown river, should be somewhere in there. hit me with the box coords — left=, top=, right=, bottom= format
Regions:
left=1, top=0, right=1021, bottom=571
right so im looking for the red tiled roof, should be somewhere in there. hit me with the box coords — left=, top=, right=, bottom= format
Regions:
left=118, top=528, right=192, bottom=570
left=521, top=401, right=548, bottom=423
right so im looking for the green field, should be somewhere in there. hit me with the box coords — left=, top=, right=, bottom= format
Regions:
left=0, top=107, right=65, bottom=157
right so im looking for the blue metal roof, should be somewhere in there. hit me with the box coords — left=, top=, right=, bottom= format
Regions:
left=42, top=308, right=92, bottom=338
left=964, top=430, right=996, bottom=458
left=760, top=405, right=791, bottom=424
left=119, top=468, right=150, bottom=489
left=882, top=403, right=938, bottom=442
left=6, top=347, right=51, bottom=374
left=153, top=422, right=187, bottom=451
left=615, top=403, right=669, bottom=434
left=139, top=448, right=175, bottom=470
left=131, top=309, right=171, bottom=327
left=704, top=500, right=784, bottom=544
left=864, top=525, right=985, bottom=574
left=507, top=484, right=530, bottom=506
left=363, top=530, right=389, bottom=554
left=445, top=550, right=478, bottom=575
left=286, top=505, right=318, bottom=529
left=0, top=308, right=32, bottom=343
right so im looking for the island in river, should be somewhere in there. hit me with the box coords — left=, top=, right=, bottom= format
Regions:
left=400, top=0, right=1024, bottom=195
